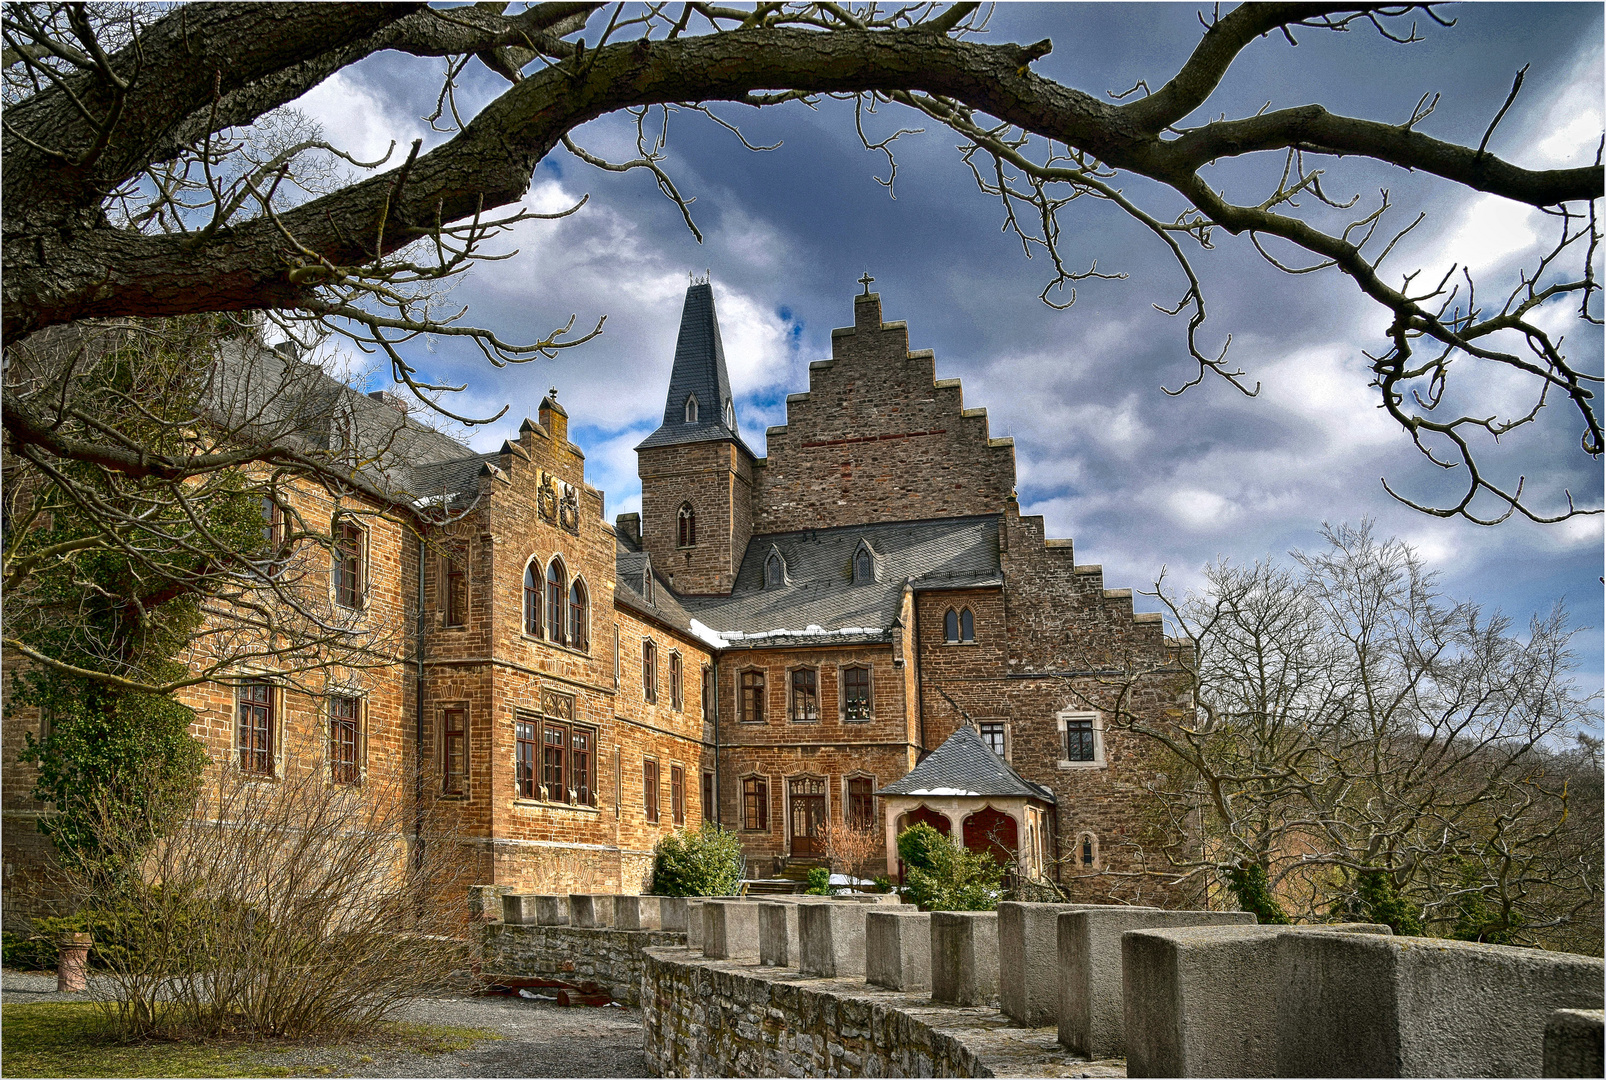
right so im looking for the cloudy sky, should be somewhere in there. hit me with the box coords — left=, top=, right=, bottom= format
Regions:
left=292, top=3, right=1604, bottom=703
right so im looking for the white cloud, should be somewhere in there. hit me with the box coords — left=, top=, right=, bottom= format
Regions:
left=292, top=69, right=425, bottom=169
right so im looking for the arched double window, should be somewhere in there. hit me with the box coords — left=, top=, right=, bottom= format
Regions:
left=684, top=394, right=699, bottom=423
left=546, top=558, right=567, bottom=645
left=523, top=562, right=542, bottom=636
left=568, top=579, right=589, bottom=652
left=678, top=503, right=696, bottom=548
left=943, top=607, right=975, bottom=644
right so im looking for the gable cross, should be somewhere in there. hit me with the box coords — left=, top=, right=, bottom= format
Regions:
left=858, top=271, right=874, bottom=295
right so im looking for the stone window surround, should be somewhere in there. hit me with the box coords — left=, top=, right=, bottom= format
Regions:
left=325, top=690, right=367, bottom=787
left=837, top=662, right=873, bottom=722
left=737, top=667, right=766, bottom=724
left=941, top=605, right=977, bottom=645
left=977, top=717, right=1011, bottom=762
left=233, top=674, right=286, bottom=780
left=330, top=513, right=370, bottom=612
left=1074, top=829, right=1101, bottom=869
left=1056, top=709, right=1107, bottom=769
left=518, top=554, right=592, bottom=656
left=669, top=650, right=684, bottom=711
left=439, top=543, right=469, bottom=630
left=643, top=754, right=661, bottom=822
left=787, top=665, right=820, bottom=723
left=438, top=700, right=470, bottom=800
left=511, top=715, right=600, bottom=812
left=842, top=770, right=877, bottom=829
left=677, top=502, right=696, bottom=548
left=739, top=771, right=770, bottom=832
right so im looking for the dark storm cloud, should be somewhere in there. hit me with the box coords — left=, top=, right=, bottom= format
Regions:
left=291, top=4, right=1604, bottom=701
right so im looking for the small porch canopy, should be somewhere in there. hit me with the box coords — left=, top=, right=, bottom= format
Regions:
left=875, top=724, right=1057, bottom=879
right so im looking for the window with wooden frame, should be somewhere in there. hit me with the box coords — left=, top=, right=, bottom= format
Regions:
left=742, top=775, right=768, bottom=831
left=702, top=771, right=715, bottom=822
left=789, top=668, right=819, bottom=722
left=237, top=680, right=274, bottom=775
left=442, top=708, right=467, bottom=795
left=332, top=517, right=366, bottom=609
left=642, top=639, right=658, bottom=702
left=545, top=558, right=567, bottom=645
left=568, top=579, right=589, bottom=652
left=515, top=717, right=538, bottom=798
left=260, top=497, right=286, bottom=575
left=643, top=758, right=660, bottom=822
left=523, top=561, right=542, bottom=636
left=740, top=669, right=765, bottom=723
left=701, top=667, right=714, bottom=719
left=979, top=721, right=1007, bottom=759
left=677, top=503, right=696, bottom=547
left=846, top=776, right=876, bottom=829
left=443, top=548, right=468, bottom=628
left=538, top=718, right=596, bottom=806
left=842, top=665, right=872, bottom=722
left=329, top=695, right=361, bottom=785
left=671, top=765, right=685, bottom=825
left=670, top=652, right=683, bottom=710
left=1065, top=717, right=1096, bottom=762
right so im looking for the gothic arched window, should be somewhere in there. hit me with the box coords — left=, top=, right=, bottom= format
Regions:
left=546, top=558, right=567, bottom=645
left=943, top=607, right=975, bottom=644
left=961, top=607, right=975, bottom=642
left=642, top=566, right=655, bottom=604
left=523, top=562, right=542, bottom=636
left=678, top=503, right=696, bottom=548
left=854, top=547, right=872, bottom=584
left=765, top=552, right=786, bottom=588
left=569, top=579, right=589, bottom=652
left=684, top=395, right=698, bottom=423
left=724, top=400, right=735, bottom=428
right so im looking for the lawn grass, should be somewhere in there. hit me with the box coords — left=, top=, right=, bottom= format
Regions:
left=1, top=1002, right=499, bottom=1078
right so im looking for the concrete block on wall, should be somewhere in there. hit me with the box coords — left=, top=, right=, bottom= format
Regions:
left=997, top=902, right=1106, bottom=1028
left=532, top=895, right=570, bottom=926
left=616, top=895, right=663, bottom=931
left=1544, top=1009, right=1604, bottom=1078
left=657, top=896, right=689, bottom=934
left=1059, top=907, right=1255, bottom=1060
left=931, top=911, right=999, bottom=1007
left=569, top=893, right=616, bottom=929
left=703, top=900, right=762, bottom=961
left=685, top=900, right=707, bottom=951
left=759, top=902, right=801, bottom=967
left=501, top=894, right=540, bottom=925
left=866, top=909, right=931, bottom=992
left=799, top=902, right=869, bottom=977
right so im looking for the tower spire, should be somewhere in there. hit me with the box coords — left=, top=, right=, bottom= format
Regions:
left=635, top=279, right=754, bottom=457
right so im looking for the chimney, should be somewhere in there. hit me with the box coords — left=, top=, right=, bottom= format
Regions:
left=367, top=389, right=411, bottom=414
left=615, top=513, right=641, bottom=548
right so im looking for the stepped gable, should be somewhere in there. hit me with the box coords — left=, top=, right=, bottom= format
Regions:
left=635, top=281, right=755, bottom=457
left=751, top=290, right=1018, bottom=534
left=876, top=724, right=1054, bottom=802
left=680, top=515, right=1001, bottom=644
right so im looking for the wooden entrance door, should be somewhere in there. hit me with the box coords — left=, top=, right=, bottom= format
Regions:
left=789, top=777, right=827, bottom=857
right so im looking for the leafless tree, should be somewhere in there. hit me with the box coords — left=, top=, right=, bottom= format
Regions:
left=1067, top=522, right=1602, bottom=947
left=819, top=818, right=883, bottom=883
left=1, top=2, right=1598, bottom=525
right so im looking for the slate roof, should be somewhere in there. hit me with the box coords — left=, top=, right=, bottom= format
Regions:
left=875, top=724, right=1056, bottom=803
left=677, top=515, right=1002, bottom=646
left=615, top=541, right=703, bottom=636
left=635, top=283, right=756, bottom=457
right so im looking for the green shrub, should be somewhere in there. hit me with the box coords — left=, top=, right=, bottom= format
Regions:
left=804, top=867, right=833, bottom=895
left=650, top=824, right=744, bottom=896
left=1226, top=862, right=1291, bottom=925
left=896, top=825, right=1003, bottom=911
left=1342, top=867, right=1422, bottom=936
left=3, top=929, right=58, bottom=971
left=871, top=875, right=893, bottom=894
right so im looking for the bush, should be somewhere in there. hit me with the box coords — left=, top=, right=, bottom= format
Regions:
left=1226, top=862, right=1292, bottom=925
left=871, top=875, right=893, bottom=894
left=650, top=824, right=744, bottom=896
left=896, top=825, right=1003, bottom=911
left=804, top=867, right=832, bottom=895
left=3, top=929, right=57, bottom=971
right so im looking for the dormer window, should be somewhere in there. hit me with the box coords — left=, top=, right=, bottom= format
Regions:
left=684, top=394, right=698, bottom=423
left=853, top=542, right=877, bottom=585
left=642, top=564, right=655, bottom=604
left=765, top=551, right=786, bottom=589
left=724, top=400, right=735, bottom=428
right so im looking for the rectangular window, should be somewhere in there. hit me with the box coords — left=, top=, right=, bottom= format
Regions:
left=543, top=723, right=567, bottom=803
left=743, top=776, right=768, bottom=831
left=333, top=519, right=365, bottom=609
left=642, top=640, right=658, bottom=703
left=671, top=765, right=685, bottom=825
left=329, top=695, right=360, bottom=785
left=444, top=550, right=467, bottom=627
left=643, top=759, right=659, bottom=822
left=702, top=771, right=715, bottom=822
left=702, top=667, right=714, bottom=719
left=843, top=667, right=871, bottom=721
left=1066, top=717, right=1095, bottom=762
left=670, top=653, right=683, bottom=711
left=847, top=777, right=875, bottom=829
left=741, top=670, right=765, bottom=723
left=443, top=708, right=466, bottom=795
left=237, top=680, right=274, bottom=775
left=572, top=727, right=593, bottom=807
left=980, top=721, right=1007, bottom=758
left=790, top=669, right=818, bottom=722
left=515, top=718, right=538, bottom=798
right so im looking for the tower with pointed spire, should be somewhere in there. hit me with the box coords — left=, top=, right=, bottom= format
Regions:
left=635, top=281, right=757, bottom=594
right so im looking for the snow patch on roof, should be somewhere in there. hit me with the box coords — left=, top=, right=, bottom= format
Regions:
left=899, top=787, right=982, bottom=797
left=687, top=619, right=731, bottom=651
left=719, top=624, right=884, bottom=642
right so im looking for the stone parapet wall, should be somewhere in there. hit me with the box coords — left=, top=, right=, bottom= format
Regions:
left=481, top=923, right=683, bottom=1005
left=642, top=945, right=1123, bottom=1078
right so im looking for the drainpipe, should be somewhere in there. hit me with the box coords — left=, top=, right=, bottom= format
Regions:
left=712, top=653, right=721, bottom=828
left=909, top=581, right=926, bottom=755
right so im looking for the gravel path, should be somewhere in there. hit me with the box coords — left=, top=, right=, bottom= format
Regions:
left=2, top=969, right=649, bottom=1078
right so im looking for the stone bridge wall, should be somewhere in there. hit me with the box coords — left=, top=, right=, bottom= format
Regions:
left=481, top=923, right=683, bottom=1006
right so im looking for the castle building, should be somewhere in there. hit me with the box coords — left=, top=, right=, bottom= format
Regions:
left=2, top=281, right=1189, bottom=919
